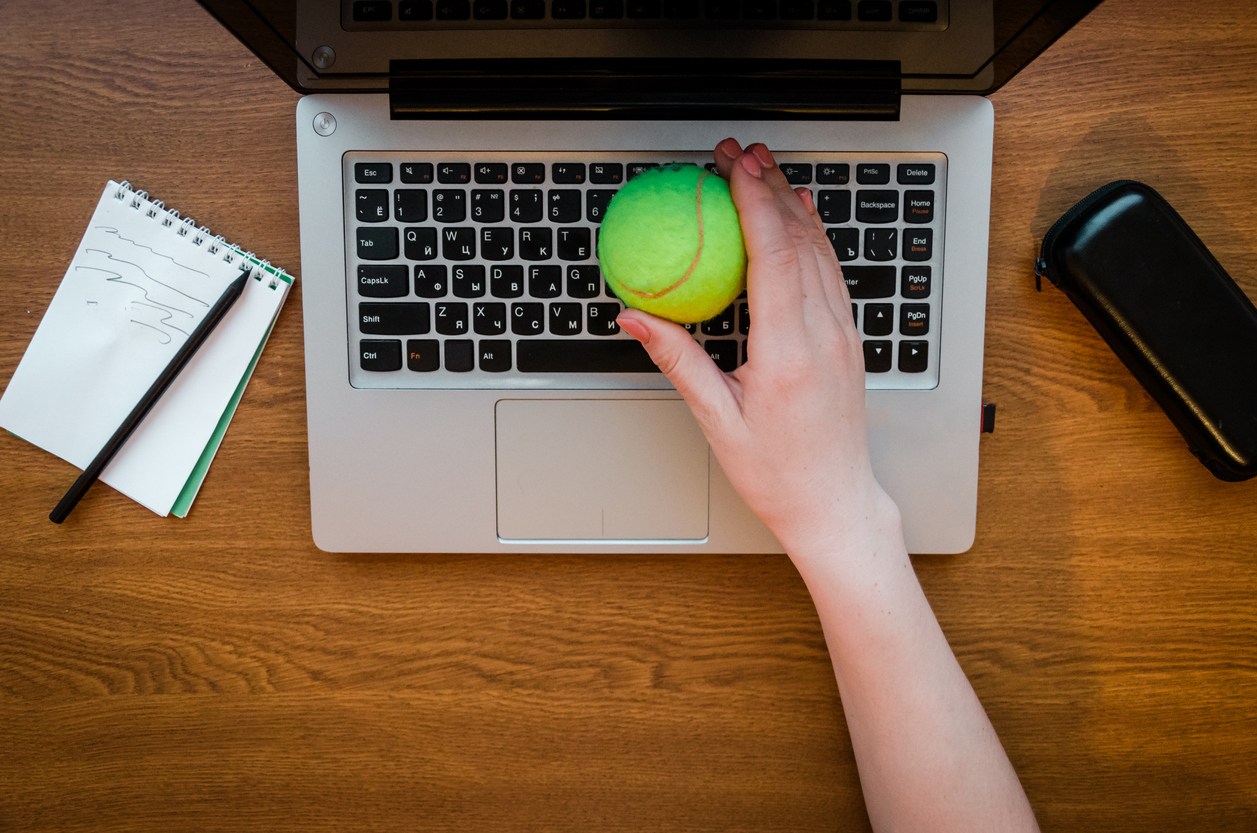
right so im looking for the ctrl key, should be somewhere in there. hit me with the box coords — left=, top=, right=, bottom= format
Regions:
left=360, top=339, right=402, bottom=371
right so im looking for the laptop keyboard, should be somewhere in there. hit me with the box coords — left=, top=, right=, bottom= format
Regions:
left=344, top=0, right=947, bottom=27
left=344, top=150, right=945, bottom=391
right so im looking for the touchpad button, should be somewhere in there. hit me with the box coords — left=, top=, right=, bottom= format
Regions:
left=495, top=399, right=709, bottom=541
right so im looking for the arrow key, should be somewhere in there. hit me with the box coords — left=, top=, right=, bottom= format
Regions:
left=899, top=340, right=929, bottom=373
left=863, top=302, right=894, bottom=336
left=863, top=340, right=892, bottom=373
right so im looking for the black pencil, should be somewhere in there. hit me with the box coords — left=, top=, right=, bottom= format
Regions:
left=49, top=267, right=251, bottom=524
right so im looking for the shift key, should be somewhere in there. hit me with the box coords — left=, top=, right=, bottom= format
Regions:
left=841, top=265, right=896, bottom=298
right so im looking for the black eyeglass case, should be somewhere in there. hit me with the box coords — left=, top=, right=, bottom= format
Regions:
left=1035, top=180, right=1257, bottom=482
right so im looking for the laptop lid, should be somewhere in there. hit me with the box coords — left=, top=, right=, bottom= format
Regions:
left=198, top=0, right=1103, bottom=116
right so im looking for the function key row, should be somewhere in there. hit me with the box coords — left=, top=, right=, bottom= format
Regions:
left=356, top=189, right=618, bottom=224
left=355, top=160, right=934, bottom=186
left=352, top=0, right=938, bottom=23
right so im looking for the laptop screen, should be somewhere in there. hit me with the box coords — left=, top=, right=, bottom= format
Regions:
left=199, top=0, right=1102, bottom=108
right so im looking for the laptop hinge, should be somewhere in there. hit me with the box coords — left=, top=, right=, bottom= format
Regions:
left=388, top=59, right=901, bottom=121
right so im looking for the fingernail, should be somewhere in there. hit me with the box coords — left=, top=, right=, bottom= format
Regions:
left=740, top=153, right=762, bottom=178
left=716, top=138, right=738, bottom=159
left=751, top=144, right=774, bottom=167
left=617, top=315, right=650, bottom=344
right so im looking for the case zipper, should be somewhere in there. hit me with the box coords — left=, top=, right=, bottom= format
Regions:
left=1035, top=179, right=1139, bottom=290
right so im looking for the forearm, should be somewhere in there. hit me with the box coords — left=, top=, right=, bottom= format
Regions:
left=790, top=500, right=1039, bottom=833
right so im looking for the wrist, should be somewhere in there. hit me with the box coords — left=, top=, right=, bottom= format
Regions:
left=779, top=485, right=911, bottom=587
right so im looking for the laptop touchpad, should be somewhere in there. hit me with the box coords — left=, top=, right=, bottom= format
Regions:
left=495, top=399, right=709, bottom=541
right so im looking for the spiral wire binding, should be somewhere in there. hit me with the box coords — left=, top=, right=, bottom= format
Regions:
left=112, top=179, right=291, bottom=289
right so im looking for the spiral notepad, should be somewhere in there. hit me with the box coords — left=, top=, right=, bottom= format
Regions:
left=0, top=181, right=293, bottom=518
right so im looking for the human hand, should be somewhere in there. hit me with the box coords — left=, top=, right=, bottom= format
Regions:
left=616, top=140, right=902, bottom=566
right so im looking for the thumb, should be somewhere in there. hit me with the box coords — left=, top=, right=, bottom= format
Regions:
left=617, top=308, right=738, bottom=429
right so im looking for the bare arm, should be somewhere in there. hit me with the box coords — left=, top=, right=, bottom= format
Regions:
left=615, top=139, right=1039, bottom=833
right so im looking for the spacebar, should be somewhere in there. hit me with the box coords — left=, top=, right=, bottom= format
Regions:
left=517, top=340, right=662, bottom=373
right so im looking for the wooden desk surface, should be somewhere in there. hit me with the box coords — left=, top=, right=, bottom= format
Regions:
left=2, top=1, right=1255, bottom=829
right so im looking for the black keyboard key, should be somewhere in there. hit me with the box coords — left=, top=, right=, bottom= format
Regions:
left=897, top=162, right=936, bottom=184
left=826, top=228, right=859, bottom=261
left=863, top=340, right=892, bottom=372
left=435, top=302, right=469, bottom=335
left=817, top=162, right=850, bottom=184
left=605, top=279, right=617, bottom=298
left=591, top=0, right=625, bottom=16
left=474, top=0, right=509, bottom=17
left=400, top=161, right=433, bottom=183
left=473, top=302, right=508, bottom=335
left=404, top=227, right=437, bottom=260
left=491, top=265, right=524, bottom=298
left=902, top=228, right=932, bottom=261
left=817, top=0, right=851, bottom=18
left=474, top=162, right=508, bottom=184
left=704, top=340, right=738, bottom=371
left=557, top=227, right=592, bottom=261
left=738, top=302, right=749, bottom=334
left=857, top=0, right=891, bottom=21
left=355, top=163, right=392, bottom=184
left=520, top=227, right=552, bottom=260
left=855, top=190, right=899, bottom=223
left=441, top=227, right=476, bottom=260
left=851, top=303, right=857, bottom=325
left=627, top=0, right=661, bottom=16
left=568, top=265, right=602, bottom=298
left=436, top=0, right=471, bottom=18
left=743, top=0, right=777, bottom=19
left=394, top=189, right=428, bottom=223
left=357, top=227, right=399, bottom=260
left=548, top=190, right=581, bottom=222
left=855, top=162, right=890, bottom=184
left=356, top=189, right=389, bottom=222
left=517, top=339, right=660, bottom=372
left=705, top=0, right=740, bottom=17
left=780, top=0, right=814, bottom=18
left=353, top=1, right=393, bottom=21
left=360, top=302, right=430, bottom=334
left=481, top=227, right=514, bottom=261
left=898, top=0, right=936, bottom=23
left=552, top=0, right=587, bottom=16
left=664, top=0, right=699, bottom=16
left=512, top=162, right=545, bottom=183
left=899, top=340, right=928, bottom=373
left=358, top=264, right=410, bottom=297
left=901, top=265, right=931, bottom=299
left=512, top=302, right=545, bottom=335
left=588, top=303, right=622, bottom=335
left=511, top=0, right=545, bottom=15
left=406, top=338, right=440, bottom=371
left=452, top=264, right=486, bottom=298
left=817, top=190, right=851, bottom=224
left=360, top=339, right=402, bottom=371
left=529, top=265, right=562, bottom=298
left=471, top=189, right=505, bottom=222
left=701, top=305, right=736, bottom=336
left=903, top=190, right=934, bottom=223
left=864, top=228, right=897, bottom=261
left=549, top=302, right=583, bottom=335
left=478, top=340, right=512, bottom=372
left=414, top=265, right=448, bottom=297
left=589, top=163, right=623, bottom=184
left=779, top=162, right=812, bottom=184
left=586, top=190, right=616, bottom=223
left=841, top=265, right=896, bottom=298
left=445, top=339, right=474, bottom=372
left=551, top=163, right=587, bottom=184
left=863, top=302, right=893, bottom=336
left=627, top=163, right=659, bottom=180
left=510, top=189, right=543, bottom=222
left=432, top=189, right=466, bottom=222
left=900, top=302, right=929, bottom=336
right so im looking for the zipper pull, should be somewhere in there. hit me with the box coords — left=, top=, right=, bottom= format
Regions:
left=1033, top=257, right=1049, bottom=291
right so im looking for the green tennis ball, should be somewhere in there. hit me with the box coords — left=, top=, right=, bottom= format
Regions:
left=598, top=163, right=747, bottom=324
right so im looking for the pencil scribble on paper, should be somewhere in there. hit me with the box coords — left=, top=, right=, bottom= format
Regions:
left=95, top=225, right=212, bottom=280
left=83, top=248, right=211, bottom=307
left=129, top=319, right=173, bottom=344
left=131, top=302, right=191, bottom=337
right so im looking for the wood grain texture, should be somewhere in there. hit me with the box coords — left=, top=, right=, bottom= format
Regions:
left=1, top=0, right=1255, bottom=830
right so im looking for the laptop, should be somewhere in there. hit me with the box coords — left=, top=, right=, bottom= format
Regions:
left=198, top=0, right=1102, bottom=553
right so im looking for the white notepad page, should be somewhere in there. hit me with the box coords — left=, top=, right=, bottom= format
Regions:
left=0, top=181, right=291, bottom=516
